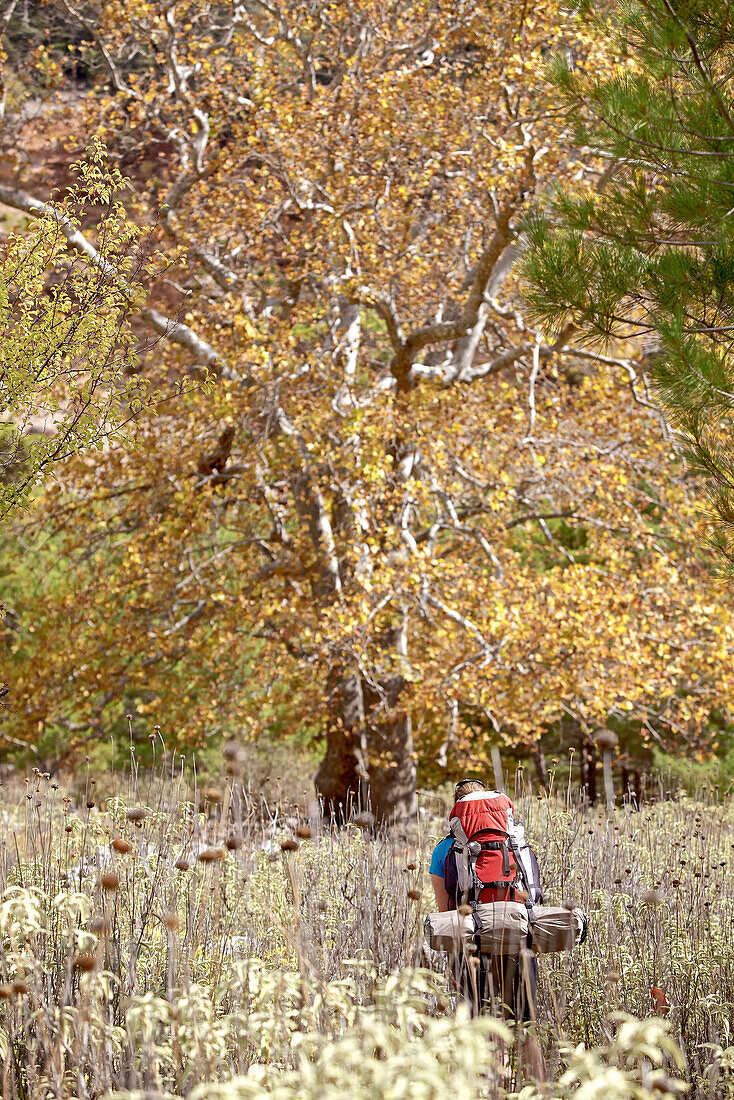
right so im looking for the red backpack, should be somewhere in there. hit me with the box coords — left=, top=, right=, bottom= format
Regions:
left=443, top=790, right=539, bottom=908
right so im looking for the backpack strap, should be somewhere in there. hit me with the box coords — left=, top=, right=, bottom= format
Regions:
left=449, top=817, right=482, bottom=905
left=477, top=839, right=511, bottom=877
left=508, top=834, right=536, bottom=948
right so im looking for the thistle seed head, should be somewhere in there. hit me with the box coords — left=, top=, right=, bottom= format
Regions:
left=74, top=954, right=97, bottom=973
left=198, top=847, right=226, bottom=863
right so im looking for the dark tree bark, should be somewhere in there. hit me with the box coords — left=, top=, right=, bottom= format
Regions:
left=584, top=739, right=597, bottom=805
left=314, top=672, right=368, bottom=821
left=621, top=765, right=630, bottom=804
left=533, top=743, right=549, bottom=790
left=315, top=671, right=417, bottom=825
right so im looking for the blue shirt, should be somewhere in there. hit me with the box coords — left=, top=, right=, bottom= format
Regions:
left=429, top=836, right=453, bottom=877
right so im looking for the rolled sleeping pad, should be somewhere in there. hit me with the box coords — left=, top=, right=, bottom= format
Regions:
left=424, top=902, right=587, bottom=955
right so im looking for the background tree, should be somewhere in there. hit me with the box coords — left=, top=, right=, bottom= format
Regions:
left=2, top=0, right=733, bottom=816
left=0, top=148, right=158, bottom=521
left=522, top=0, right=734, bottom=574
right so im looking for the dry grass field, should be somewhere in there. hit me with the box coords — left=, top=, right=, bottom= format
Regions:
left=0, top=746, right=733, bottom=1099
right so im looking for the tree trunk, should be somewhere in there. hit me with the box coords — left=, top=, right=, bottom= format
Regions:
left=314, top=672, right=368, bottom=820
left=584, top=739, right=597, bottom=805
left=366, top=708, right=418, bottom=827
left=621, top=765, right=630, bottom=805
left=602, top=749, right=615, bottom=810
left=533, top=743, right=549, bottom=790
left=315, top=672, right=417, bottom=825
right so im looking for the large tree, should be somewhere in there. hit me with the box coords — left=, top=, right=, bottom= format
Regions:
left=3, top=0, right=733, bottom=817
left=522, top=0, right=734, bottom=573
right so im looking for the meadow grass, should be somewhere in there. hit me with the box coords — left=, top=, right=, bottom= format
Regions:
left=0, top=745, right=732, bottom=1098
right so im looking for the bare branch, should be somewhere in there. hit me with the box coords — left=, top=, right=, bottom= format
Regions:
left=273, top=404, right=343, bottom=597
left=387, top=148, right=535, bottom=392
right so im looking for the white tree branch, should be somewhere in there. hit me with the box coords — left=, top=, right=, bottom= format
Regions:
left=273, top=404, right=343, bottom=597
left=0, top=184, right=229, bottom=374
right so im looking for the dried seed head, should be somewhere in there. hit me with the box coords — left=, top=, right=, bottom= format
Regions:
left=280, top=838, right=299, bottom=852
left=405, top=862, right=417, bottom=871
left=126, top=807, right=147, bottom=823
left=90, top=916, right=109, bottom=936
left=163, top=912, right=180, bottom=932
left=352, top=811, right=375, bottom=829
left=111, top=838, right=132, bottom=855
left=407, top=889, right=421, bottom=901
left=225, top=834, right=243, bottom=851
left=198, top=847, right=226, bottom=863
left=595, top=728, right=619, bottom=749
left=295, top=824, right=312, bottom=840
left=74, top=953, right=97, bottom=973
left=11, top=980, right=27, bottom=996
left=86, top=801, right=95, bottom=809
left=100, top=872, right=120, bottom=892
left=222, top=741, right=241, bottom=760
left=174, top=859, right=191, bottom=872
left=0, top=984, right=13, bottom=999
left=65, top=825, right=73, bottom=834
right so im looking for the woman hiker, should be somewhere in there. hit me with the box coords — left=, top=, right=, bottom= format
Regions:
left=429, top=777, right=545, bottom=1083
